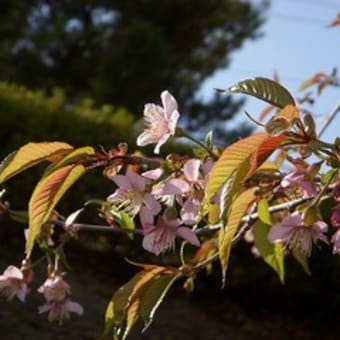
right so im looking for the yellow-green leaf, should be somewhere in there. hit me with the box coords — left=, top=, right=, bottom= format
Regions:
left=103, top=300, right=115, bottom=337
left=0, top=141, right=73, bottom=184
left=140, top=273, right=179, bottom=332
left=257, top=199, right=272, bottom=225
left=219, top=187, right=257, bottom=286
left=205, top=133, right=269, bottom=205
left=111, top=267, right=166, bottom=339
left=253, top=220, right=285, bottom=283
left=224, top=77, right=295, bottom=108
left=26, top=164, right=85, bottom=256
left=43, top=146, right=95, bottom=177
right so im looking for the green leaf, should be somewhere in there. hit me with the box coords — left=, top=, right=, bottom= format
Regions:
left=8, top=210, right=29, bottom=224
left=219, top=187, right=257, bottom=286
left=219, top=170, right=238, bottom=223
left=26, top=164, right=85, bottom=256
left=140, top=273, right=179, bottom=332
left=253, top=220, right=285, bottom=283
left=103, top=300, right=115, bottom=337
left=257, top=199, right=272, bottom=225
left=111, top=267, right=167, bottom=339
left=109, top=209, right=136, bottom=239
left=0, top=142, right=73, bottom=184
left=223, top=77, right=295, bottom=108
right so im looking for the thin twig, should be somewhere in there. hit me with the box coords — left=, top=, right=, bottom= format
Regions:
left=196, top=196, right=309, bottom=236
left=318, top=101, right=340, bottom=138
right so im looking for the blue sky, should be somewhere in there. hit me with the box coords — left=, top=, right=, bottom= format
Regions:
left=201, top=0, right=339, bottom=142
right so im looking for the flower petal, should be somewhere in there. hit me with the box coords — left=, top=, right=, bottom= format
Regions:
left=161, top=90, right=178, bottom=119
left=176, top=227, right=200, bottom=246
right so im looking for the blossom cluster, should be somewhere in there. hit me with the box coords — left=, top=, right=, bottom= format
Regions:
left=0, top=89, right=339, bottom=330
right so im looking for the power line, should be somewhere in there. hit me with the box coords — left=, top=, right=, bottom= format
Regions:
left=283, top=0, right=339, bottom=9
left=271, top=12, right=328, bottom=26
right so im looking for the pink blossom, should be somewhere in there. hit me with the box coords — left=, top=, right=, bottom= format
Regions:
left=331, top=229, right=340, bottom=254
left=331, top=205, right=340, bottom=228
left=0, top=266, right=29, bottom=302
left=142, top=215, right=200, bottom=256
left=38, top=275, right=70, bottom=302
left=180, top=199, right=200, bottom=225
left=38, top=273, right=83, bottom=323
left=108, top=171, right=161, bottom=222
left=39, top=299, right=83, bottom=324
left=137, top=90, right=180, bottom=154
left=281, top=168, right=317, bottom=198
left=268, top=212, right=328, bottom=256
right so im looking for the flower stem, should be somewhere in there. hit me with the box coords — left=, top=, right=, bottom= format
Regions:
left=177, top=129, right=217, bottom=159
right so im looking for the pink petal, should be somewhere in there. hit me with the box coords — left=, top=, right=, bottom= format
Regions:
left=65, top=300, right=84, bottom=315
left=161, top=178, right=190, bottom=195
left=268, top=225, right=293, bottom=243
left=142, top=168, right=163, bottom=180
left=176, top=227, right=200, bottom=246
left=184, top=159, right=200, bottom=183
left=126, top=171, right=146, bottom=191
left=140, top=206, right=155, bottom=227
left=154, top=133, right=171, bottom=154
left=143, top=193, right=161, bottom=215
left=3, top=266, right=23, bottom=280
left=111, top=175, right=132, bottom=190
left=161, top=90, right=178, bottom=119
left=180, top=199, right=199, bottom=225
left=39, top=303, right=52, bottom=314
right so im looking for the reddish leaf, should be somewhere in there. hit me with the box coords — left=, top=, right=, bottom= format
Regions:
left=249, top=133, right=286, bottom=176
left=26, top=164, right=85, bottom=256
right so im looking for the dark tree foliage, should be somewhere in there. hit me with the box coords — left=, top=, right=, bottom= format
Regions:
left=0, top=0, right=268, bottom=142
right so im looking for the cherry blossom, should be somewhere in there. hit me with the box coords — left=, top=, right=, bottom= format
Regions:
left=38, top=275, right=70, bottom=302
left=281, top=167, right=317, bottom=198
left=107, top=171, right=161, bottom=222
left=0, top=265, right=29, bottom=302
left=268, top=212, right=328, bottom=256
left=137, top=90, right=180, bottom=154
left=331, top=205, right=340, bottom=228
left=39, top=299, right=84, bottom=324
left=142, top=214, right=200, bottom=256
left=38, top=273, right=83, bottom=323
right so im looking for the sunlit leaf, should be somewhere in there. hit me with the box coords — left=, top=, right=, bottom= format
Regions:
left=26, top=164, right=85, bottom=256
left=206, top=133, right=279, bottom=205
left=218, top=187, right=257, bottom=286
left=140, top=273, right=180, bottom=332
left=265, top=105, right=299, bottom=136
left=253, top=220, right=285, bottom=283
left=249, top=133, right=285, bottom=175
left=103, top=300, right=115, bottom=337
left=299, top=72, right=326, bottom=91
left=111, top=267, right=167, bottom=339
left=0, top=142, right=73, bottom=184
left=257, top=198, right=272, bottom=225
left=220, top=77, right=295, bottom=108
left=43, top=146, right=95, bottom=177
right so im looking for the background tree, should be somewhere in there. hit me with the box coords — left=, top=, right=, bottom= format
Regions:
left=0, top=0, right=268, bottom=142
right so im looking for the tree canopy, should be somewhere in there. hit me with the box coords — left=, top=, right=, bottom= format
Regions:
left=0, top=0, right=268, bottom=140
